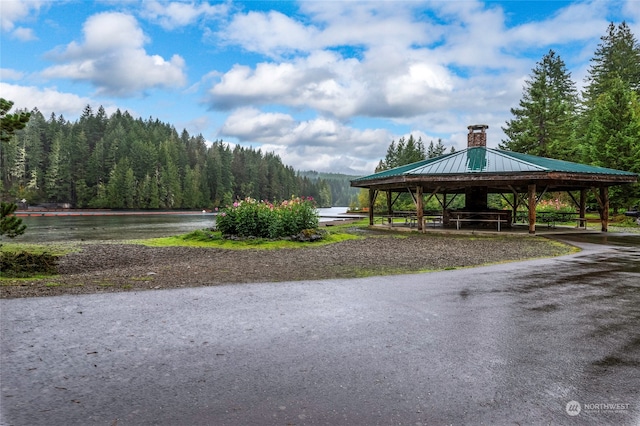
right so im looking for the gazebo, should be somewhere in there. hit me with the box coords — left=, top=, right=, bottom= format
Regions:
left=351, top=125, right=638, bottom=234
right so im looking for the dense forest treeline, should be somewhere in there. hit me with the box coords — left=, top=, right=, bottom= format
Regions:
left=0, top=106, right=341, bottom=209
left=298, top=171, right=360, bottom=207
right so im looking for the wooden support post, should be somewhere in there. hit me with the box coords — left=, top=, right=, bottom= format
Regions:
left=416, top=186, right=424, bottom=232
left=386, top=191, right=392, bottom=224
left=579, top=189, right=586, bottom=229
left=368, top=189, right=377, bottom=226
left=528, top=184, right=536, bottom=234
left=442, top=193, right=448, bottom=225
left=600, top=187, right=609, bottom=232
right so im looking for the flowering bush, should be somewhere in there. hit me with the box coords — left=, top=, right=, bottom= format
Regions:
left=216, top=196, right=319, bottom=239
left=536, top=198, right=576, bottom=222
left=537, top=198, right=574, bottom=213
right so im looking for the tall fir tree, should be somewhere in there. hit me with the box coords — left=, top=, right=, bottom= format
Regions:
left=0, top=98, right=30, bottom=239
left=426, top=139, right=447, bottom=158
left=580, top=22, right=640, bottom=210
left=376, top=135, right=426, bottom=171
left=500, top=50, right=578, bottom=159
left=582, top=77, right=640, bottom=211
left=583, top=21, right=640, bottom=106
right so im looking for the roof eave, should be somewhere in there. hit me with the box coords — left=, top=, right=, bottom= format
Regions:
left=350, top=171, right=638, bottom=189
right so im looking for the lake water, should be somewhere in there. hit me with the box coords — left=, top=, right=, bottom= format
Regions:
left=10, top=207, right=352, bottom=243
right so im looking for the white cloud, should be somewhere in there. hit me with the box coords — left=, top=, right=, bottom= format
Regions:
left=41, top=12, right=186, bottom=97
left=261, top=142, right=378, bottom=175
left=0, top=82, right=101, bottom=118
left=208, top=48, right=463, bottom=120
left=208, top=53, right=340, bottom=110
left=300, top=1, right=435, bottom=51
left=207, top=1, right=537, bottom=123
left=208, top=0, right=629, bottom=149
left=219, top=108, right=392, bottom=174
left=220, top=2, right=435, bottom=58
left=624, top=0, right=640, bottom=19
left=142, top=0, right=227, bottom=30
left=505, top=1, right=609, bottom=47
left=0, top=0, right=43, bottom=32
left=427, top=2, right=517, bottom=70
left=383, top=62, right=455, bottom=114
left=0, top=68, right=24, bottom=80
left=11, top=26, right=36, bottom=41
left=221, top=10, right=319, bottom=56
left=220, top=108, right=296, bottom=141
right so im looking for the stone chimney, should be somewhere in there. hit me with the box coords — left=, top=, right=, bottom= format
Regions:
left=467, top=124, right=488, bottom=147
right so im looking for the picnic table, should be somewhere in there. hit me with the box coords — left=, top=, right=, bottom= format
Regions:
left=517, top=211, right=587, bottom=228
left=453, top=211, right=510, bottom=231
left=378, top=211, right=417, bottom=227
left=376, top=211, right=443, bottom=228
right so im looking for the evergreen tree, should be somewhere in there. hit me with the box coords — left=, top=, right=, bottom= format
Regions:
left=74, top=179, right=92, bottom=208
left=317, top=179, right=332, bottom=207
left=583, top=22, right=640, bottom=105
left=87, top=138, right=107, bottom=188
left=19, top=109, right=47, bottom=201
left=107, top=158, right=136, bottom=209
left=44, top=134, right=62, bottom=201
left=583, top=77, right=640, bottom=211
left=398, top=135, right=425, bottom=165
left=427, top=139, right=447, bottom=158
left=501, top=50, right=578, bottom=159
left=1, top=99, right=31, bottom=144
left=159, top=161, right=181, bottom=208
left=580, top=22, right=640, bottom=210
left=182, top=166, right=203, bottom=209
left=0, top=98, right=30, bottom=239
left=1, top=201, right=26, bottom=239
left=376, top=135, right=426, bottom=170
left=68, top=129, right=89, bottom=206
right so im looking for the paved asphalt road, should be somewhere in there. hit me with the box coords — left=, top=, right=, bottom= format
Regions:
left=1, top=233, right=639, bottom=426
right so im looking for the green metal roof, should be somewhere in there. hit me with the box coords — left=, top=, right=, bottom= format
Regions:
left=352, top=147, right=638, bottom=182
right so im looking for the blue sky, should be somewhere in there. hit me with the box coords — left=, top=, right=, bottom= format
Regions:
left=1, top=1, right=638, bottom=175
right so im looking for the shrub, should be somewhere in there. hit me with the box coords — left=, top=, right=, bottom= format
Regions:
left=536, top=198, right=576, bottom=222
left=0, top=250, right=58, bottom=277
left=216, top=197, right=319, bottom=239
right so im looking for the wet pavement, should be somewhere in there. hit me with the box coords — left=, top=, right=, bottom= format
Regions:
left=1, top=233, right=639, bottom=425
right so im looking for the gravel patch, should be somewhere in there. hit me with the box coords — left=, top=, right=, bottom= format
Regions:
left=1, top=228, right=572, bottom=299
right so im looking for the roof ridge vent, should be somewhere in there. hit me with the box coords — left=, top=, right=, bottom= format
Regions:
left=467, top=124, right=488, bottom=147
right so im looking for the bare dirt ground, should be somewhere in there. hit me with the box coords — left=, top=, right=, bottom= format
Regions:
left=0, top=226, right=573, bottom=299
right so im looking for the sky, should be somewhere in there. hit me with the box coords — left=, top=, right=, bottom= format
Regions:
left=1, top=1, right=639, bottom=176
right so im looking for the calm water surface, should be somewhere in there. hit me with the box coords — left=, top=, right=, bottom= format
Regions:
left=13, top=207, right=350, bottom=243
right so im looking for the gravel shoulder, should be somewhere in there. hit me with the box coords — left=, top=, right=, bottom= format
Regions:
left=0, top=227, right=574, bottom=299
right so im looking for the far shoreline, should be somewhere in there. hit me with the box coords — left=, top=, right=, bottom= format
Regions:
left=14, top=209, right=212, bottom=217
